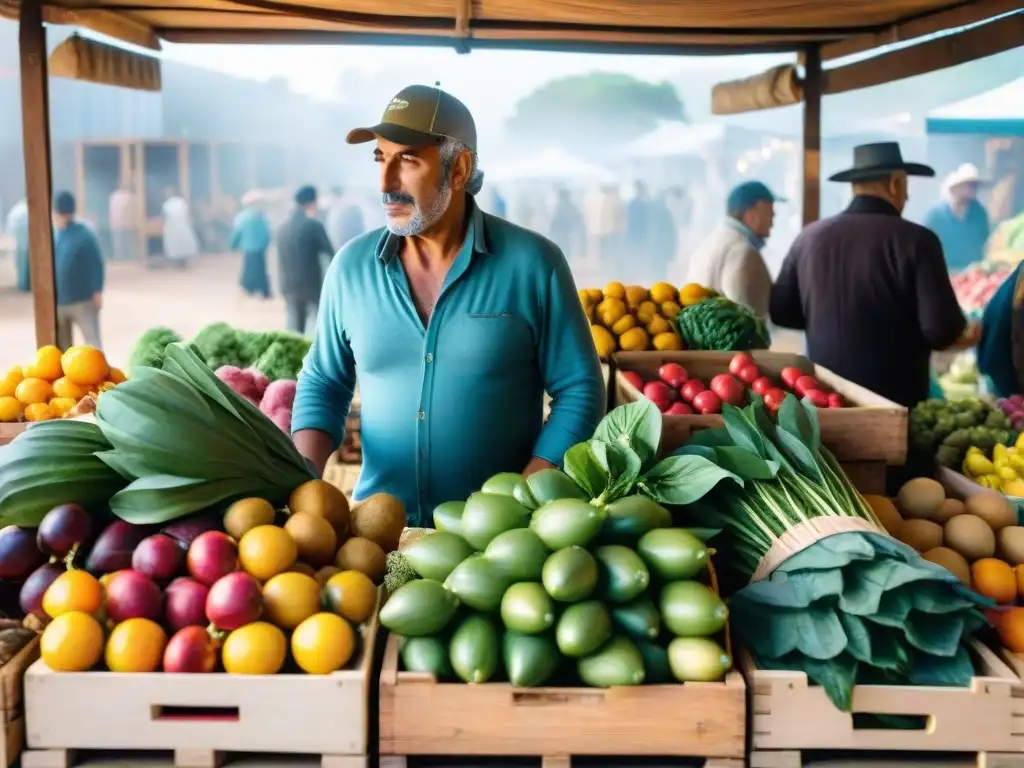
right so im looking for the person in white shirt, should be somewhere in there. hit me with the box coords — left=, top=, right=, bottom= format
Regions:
left=686, top=180, right=782, bottom=319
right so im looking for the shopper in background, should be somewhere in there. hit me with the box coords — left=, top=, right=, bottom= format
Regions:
left=771, top=142, right=977, bottom=410
left=108, top=182, right=137, bottom=262
left=277, top=184, right=334, bottom=335
left=52, top=191, right=104, bottom=350
left=924, top=163, right=990, bottom=272
left=5, top=198, right=29, bottom=292
left=231, top=190, right=273, bottom=299
left=325, top=185, right=366, bottom=251
left=160, top=188, right=199, bottom=269
left=686, top=180, right=781, bottom=319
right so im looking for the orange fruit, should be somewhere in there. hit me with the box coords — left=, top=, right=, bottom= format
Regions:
left=43, top=570, right=104, bottom=618
left=322, top=570, right=377, bottom=624
left=0, top=367, right=24, bottom=398
left=23, top=402, right=56, bottom=422
left=0, top=397, right=23, bottom=423
left=1016, top=565, right=1024, bottom=597
left=971, top=558, right=1017, bottom=605
left=25, top=345, right=64, bottom=381
left=291, top=613, right=355, bottom=674
left=997, top=606, right=1024, bottom=653
left=61, top=346, right=109, bottom=387
left=221, top=622, right=287, bottom=674
left=49, top=397, right=77, bottom=416
left=14, top=378, right=53, bottom=405
left=262, top=572, right=320, bottom=629
left=52, top=376, right=87, bottom=400
left=238, top=525, right=297, bottom=581
left=108, top=367, right=127, bottom=384
left=106, top=618, right=167, bottom=672
left=40, top=611, right=104, bottom=672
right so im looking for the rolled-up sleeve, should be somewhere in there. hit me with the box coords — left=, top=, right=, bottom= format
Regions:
left=916, top=230, right=967, bottom=351
left=291, top=255, right=356, bottom=449
left=532, top=249, right=605, bottom=465
left=770, top=240, right=807, bottom=330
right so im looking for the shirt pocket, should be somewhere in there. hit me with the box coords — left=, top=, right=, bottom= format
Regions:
left=448, top=312, right=535, bottom=372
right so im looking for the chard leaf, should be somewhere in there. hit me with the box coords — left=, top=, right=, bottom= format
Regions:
left=593, top=441, right=642, bottom=502
left=712, top=446, right=778, bottom=481
left=777, top=394, right=818, bottom=452
left=683, top=427, right=734, bottom=448
left=638, top=454, right=740, bottom=506
left=593, top=400, right=661, bottom=471
left=109, top=474, right=277, bottom=524
left=722, top=402, right=770, bottom=460
left=563, top=441, right=611, bottom=500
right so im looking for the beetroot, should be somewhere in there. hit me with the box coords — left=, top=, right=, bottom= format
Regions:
left=86, top=521, right=152, bottom=575
left=105, top=569, right=163, bottom=623
left=657, top=363, right=688, bottom=389
left=710, top=374, right=745, bottom=406
left=187, top=532, right=238, bottom=586
left=693, top=390, right=723, bottom=415
left=0, top=526, right=46, bottom=580
left=643, top=381, right=675, bottom=412
left=206, top=572, right=263, bottom=630
left=163, top=626, right=217, bottom=673
left=19, top=562, right=63, bottom=618
left=37, top=504, right=91, bottom=558
left=165, top=577, right=210, bottom=632
left=681, top=379, right=705, bottom=403
left=133, top=535, right=183, bottom=583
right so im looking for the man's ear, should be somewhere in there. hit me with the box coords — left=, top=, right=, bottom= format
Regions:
left=451, top=151, right=472, bottom=191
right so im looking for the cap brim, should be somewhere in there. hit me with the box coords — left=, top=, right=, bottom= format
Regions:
left=346, top=123, right=443, bottom=147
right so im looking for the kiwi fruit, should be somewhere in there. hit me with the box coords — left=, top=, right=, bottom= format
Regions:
left=998, top=526, right=1024, bottom=566
left=965, top=491, right=1016, bottom=532
left=897, top=519, right=943, bottom=553
left=934, top=498, right=966, bottom=524
left=284, top=512, right=337, bottom=567
left=351, top=493, right=408, bottom=553
left=289, top=479, right=351, bottom=538
left=921, top=546, right=971, bottom=587
left=944, top=514, right=996, bottom=561
left=224, top=498, right=276, bottom=540
left=335, top=536, right=387, bottom=584
left=864, top=495, right=903, bottom=537
left=896, top=478, right=946, bottom=520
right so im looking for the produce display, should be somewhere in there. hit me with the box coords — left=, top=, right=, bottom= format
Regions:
left=623, top=352, right=845, bottom=415
left=675, top=296, right=770, bottom=352
left=580, top=281, right=687, bottom=358
left=960, top=437, right=1024, bottom=495
left=951, top=262, right=1012, bottom=318
left=910, top=397, right=1016, bottom=469
left=682, top=395, right=988, bottom=713
left=216, top=367, right=296, bottom=435
left=381, top=401, right=739, bottom=687
left=0, top=345, right=125, bottom=424
left=936, top=352, right=981, bottom=400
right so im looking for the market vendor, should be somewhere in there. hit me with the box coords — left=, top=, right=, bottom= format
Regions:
left=923, top=163, right=990, bottom=272
left=291, top=84, right=605, bottom=526
left=977, top=261, right=1024, bottom=398
left=770, top=142, right=978, bottom=409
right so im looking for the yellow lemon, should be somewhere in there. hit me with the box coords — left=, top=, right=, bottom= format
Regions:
left=262, top=572, right=320, bottom=629
left=649, top=282, right=677, bottom=304
left=291, top=613, right=355, bottom=675
left=0, top=367, right=24, bottom=398
left=25, top=345, right=64, bottom=382
left=591, top=325, right=616, bottom=359
left=577, top=289, right=591, bottom=307
left=603, top=281, right=626, bottom=300
left=109, top=367, right=127, bottom=384
left=52, top=376, right=87, bottom=400
left=0, top=397, right=23, bottom=423
left=43, top=570, right=104, bottom=618
left=619, top=327, right=651, bottom=352
left=636, top=301, right=658, bottom=324
left=647, top=316, right=671, bottom=336
left=585, top=288, right=604, bottom=304
left=222, top=622, right=287, bottom=675
left=679, top=283, right=714, bottom=307
left=653, top=332, right=685, bottom=351
left=238, top=525, right=298, bottom=581
left=611, top=315, right=637, bottom=335
left=582, top=303, right=595, bottom=323
left=105, top=618, right=167, bottom=673
left=660, top=301, right=682, bottom=319
left=624, top=285, right=648, bottom=308
left=596, top=297, right=626, bottom=327
left=41, top=612, right=104, bottom=672
left=49, top=397, right=77, bottom=416
left=14, top=378, right=53, bottom=405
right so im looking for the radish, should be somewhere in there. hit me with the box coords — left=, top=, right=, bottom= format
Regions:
left=643, top=382, right=675, bottom=412
left=710, top=374, right=746, bottom=406
left=729, top=353, right=755, bottom=376
left=693, top=390, right=723, bottom=415
left=658, top=363, right=688, bottom=389
left=665, top=402, right=694, bottom=415
left=737, top=365, right=760, bottom=385
left=752, top=376, right=774, bottom=396
left=794, top=375, right=820, bottom=397
left=621, top=371, right=643, bottom=391
left=681, top=379, right=706, bottom=403
left=780, top=367, right=803, bottom=390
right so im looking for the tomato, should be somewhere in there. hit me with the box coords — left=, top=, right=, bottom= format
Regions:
left=751, top=376, right=774, bottom=396
left=804, top=389, right=830, bottom=408
left=737, top=364, right=760, bottom=385
left=621, top=370, right=643, bottom=391
left=780, top=367, right=803, bottom=390
left=827, top=392, right=844, bottom=408
left=794, top=375, right=821, bottom=397
left=665, top=402, right=694, bottom=415
left=728, top=353, right=754, bottom=376
left=710, top=374, right=745, bottom=406
left=681, top=379, right=706, bottom=403
left=693, top=390, right=723, bottom=415
left=764, top=388, right=787, bottom=412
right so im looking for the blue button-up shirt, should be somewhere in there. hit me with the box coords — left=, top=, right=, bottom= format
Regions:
left=292, top=196, right=605, bottom=525
left=54, top=221, right=104, bottom=307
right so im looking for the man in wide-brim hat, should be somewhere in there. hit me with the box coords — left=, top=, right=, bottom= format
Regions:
left=770, top=142, right=978, bottom=415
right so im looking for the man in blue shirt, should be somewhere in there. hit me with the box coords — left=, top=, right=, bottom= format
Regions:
left=53, top=191, right=105, bottom=350
left=291, top=85, right=605, bottom=525
left=924, top=163, right=991, bottom=273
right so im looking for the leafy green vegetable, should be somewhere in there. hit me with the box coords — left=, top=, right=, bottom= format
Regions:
left=127, top=326, right=182, bottom=374
left=675, top=296, right=771, bottom=352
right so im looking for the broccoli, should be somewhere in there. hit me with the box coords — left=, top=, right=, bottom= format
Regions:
left=942, top=428, right=972, bottom=451
left=953, top=411, right=978, bottom=429
left=384, top=551, right=417, bottom=595
left=936, top=444, right=962, bottom=468
left=986, top=410, right=1011, bottom=429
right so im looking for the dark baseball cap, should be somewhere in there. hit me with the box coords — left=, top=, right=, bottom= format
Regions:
left=346, top=84, right=477, bottom=151
left=726, top=181, right=785, bottom=217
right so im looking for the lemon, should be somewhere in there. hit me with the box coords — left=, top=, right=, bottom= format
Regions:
left=636, top=301, right=658, bottom=324
left=222, top=622, right=287, bottom=674
left=41, top=611, right=104, bottom=672
left=603, top=281, right=626, bottom=300
left=591, top=325, right=616, bottom=359
left=49, top=397, right=78, bottom=416
left=262, top=572, right=320, bottom=629
left=106, top=618, right=167, bottom=673
left=679, top=283, right=714, bottom=307
left=25, top=345, right=64, bottom=382
left=653, top=331, right=685, bottom=351
left=291, top=613, right=356, bottom=674
left=14, top=378, right=53, bottom=405
left=624, top=285, right=648, bottom=308
left=582, top=303, right=595, bottom=323
left=52, top=376, right=87, bottom=400
left=322, top=570, right=377, bottom=624
left=660, top=301, right=682, bottom=318
left=44, top=569, right=104, bottom=618
left=109, top=367, right=127, bottom=384
left=619, top=327, right=651, bottom=352
left=649, top=282, right=677, bottom=304
left=596, top=297, right=626, bottom=327
left=611, top=315, right=637, bottom=335
left=0, top=367, right=23, bottom=398
left=577, top=289, right=591, bottom=307
left=0, top=397, right=23, bottom=423
left=586, top=288, right=603, bottom=304
left=647, top=316, right=671, bottom=336
left=238, top=525, right=298, bottom=581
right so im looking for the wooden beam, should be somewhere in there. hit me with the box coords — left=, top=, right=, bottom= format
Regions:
left=43, top=6, right=162, bottom=51
left=19, top=0, right=59, bottom=349
left=818, top=0, right=1021, bottom=61
left=802, top=45, right=822, bottom=226
left=824, top=10, right=1023, bottom=95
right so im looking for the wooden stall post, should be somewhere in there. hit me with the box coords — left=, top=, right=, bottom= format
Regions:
left=19, top=0, right=58, bottom=348
left=801, top=44, right=822, bottom=226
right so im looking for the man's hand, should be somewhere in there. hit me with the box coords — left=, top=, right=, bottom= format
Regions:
left=523, top=457, right=557, bottom=477
left=92, top=293, right=103, bottom=310
left=950, top=321, right=981, bottom=350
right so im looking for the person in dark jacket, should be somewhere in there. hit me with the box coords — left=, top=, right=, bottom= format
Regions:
left=277, top=185, right=335, bottom=335
left=52, top=191, right=105, bottom=350
left=770, top=143, right=977, bottom=410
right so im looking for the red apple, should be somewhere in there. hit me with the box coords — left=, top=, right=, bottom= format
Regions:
left=794, top=375, right=821, bottom=397
left=665, top=402, right=694, bottom=415
left=693, top=390, right=723, bottom=415
left=827, top=392, right=844, bottom=409
left=621, top=370, right=644, bottom=391
left=729, top=353, right=755, bottom=376
left=681, top=379, right=706, bottom=403
left=737, top=364, right=760, bottom=385
left=643, top=381, right=675, bottom=412
left=780, top=367, right=803, bottom=390
left=710, top=374, right=746, bottom=406
left=764, top=388, right=787, bottom=412
left=657, top=363, right=688, bottom=389
left=804, top=389, right=830, bottom=408
left=751, top=376, right=774, bottom=396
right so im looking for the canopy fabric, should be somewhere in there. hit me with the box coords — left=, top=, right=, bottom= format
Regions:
left=618, top=123, right=725, bottom=159
left=487, top=148, right=615, bottom=183
left=926, top=77, right=1024, bottom=136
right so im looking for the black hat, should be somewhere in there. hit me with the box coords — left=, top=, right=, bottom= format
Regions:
left=829, top=142, right=935, bottom=183
left=294, top=185, right=317, bottom=206
left=54, top=191, right=76, bottom=214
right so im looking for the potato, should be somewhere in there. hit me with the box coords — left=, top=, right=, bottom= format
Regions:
left=944, top=514, right=996, bottom=562
left=897, top=519, right=943, bottom=553
left=965, top=492, right=1016, bottom=532
left=998, top=526, right=1024, bottom=566
left=896, top=478, right=946, bottom=520
left=921, top=546, right=971, bottom=587
left=934, top=498, right=966, bottom=524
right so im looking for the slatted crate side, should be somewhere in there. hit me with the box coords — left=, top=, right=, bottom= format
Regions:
left=0, top=627, right=39, bottom=768
left=379, top=632, right=746, bottom=761
left=745, top=640, right=1024, bottom=754
left=611, top=351, right=908, bottom=463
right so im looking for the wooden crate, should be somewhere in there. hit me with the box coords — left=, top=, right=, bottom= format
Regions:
left=612, top=351, right=909, bottom=465
left=21, top=605, right=379, bottom=768
left=0, top=623, right=40, bottom=767
left=378, top=631, right=746, bottom=768
left=745, top=640, right=1024, bottom=768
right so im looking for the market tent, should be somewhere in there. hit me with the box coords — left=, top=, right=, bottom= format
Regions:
left=926, top=76, right=1024, bottom=136
left=487, top=148, right=615, bottom=184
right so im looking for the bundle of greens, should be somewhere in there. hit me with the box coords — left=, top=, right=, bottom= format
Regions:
left=675, top=296, right=771, bottom=352
left=94, top=342, right=314, bottom=524
left=677, top=394, right=990, bottom=711
left=127, top=327, right=182, bottom=373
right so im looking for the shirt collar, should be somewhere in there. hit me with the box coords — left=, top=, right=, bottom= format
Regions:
left=724, top=216, right=765, bottom=251
left=376, top=194, right=491, bottom=264
left=845, top=195, right=901, bottom=217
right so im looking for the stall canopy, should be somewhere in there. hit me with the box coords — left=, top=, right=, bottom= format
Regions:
left=926, top=76, right=1024, bottom=136
left=488, top=148, right=615, bottom=184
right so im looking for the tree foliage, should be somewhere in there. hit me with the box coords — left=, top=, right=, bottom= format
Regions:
left=506, top=72, right=686, bottom=150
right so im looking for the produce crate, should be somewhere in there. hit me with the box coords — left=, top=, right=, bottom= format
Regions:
left=0, top=622, right=40, bottom=768
left=745, top=640, right=1024, bottom=767
left=20, top=602, right=379, bottom=768
left=378, top=631, right=747, bottom=768
left=0, top=423, right=27, bottom=447
left=938, top=466, right=1024, bottom=521
left=612, top=351, right=909, bottom=465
